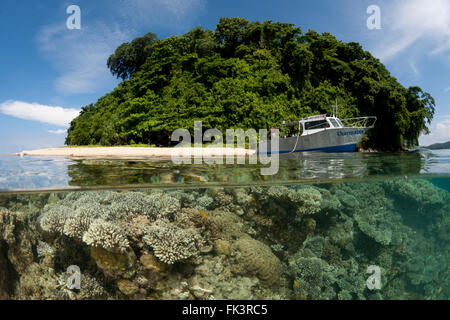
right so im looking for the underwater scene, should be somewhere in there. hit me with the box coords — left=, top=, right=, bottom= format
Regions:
left=0, top=150, right=449, bottom=300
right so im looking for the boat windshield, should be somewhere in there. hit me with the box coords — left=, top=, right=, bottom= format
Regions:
left=329, top=118, right=341, bottom=128
left=304, top=119, right=330, bottom=130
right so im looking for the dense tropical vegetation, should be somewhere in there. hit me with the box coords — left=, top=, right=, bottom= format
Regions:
left=66, top=18, right=435, bottom=150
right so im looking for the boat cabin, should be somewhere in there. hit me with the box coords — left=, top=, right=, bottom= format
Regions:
left=282, top=114, right=345, bottom=137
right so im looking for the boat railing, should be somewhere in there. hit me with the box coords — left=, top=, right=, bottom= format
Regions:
left=340, top=116, right=377, bottom=128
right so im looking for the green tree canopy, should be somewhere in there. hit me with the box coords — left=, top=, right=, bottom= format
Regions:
left=107, top=32, right=157, bottom=80
left=67, top=18, right=435, bottom=150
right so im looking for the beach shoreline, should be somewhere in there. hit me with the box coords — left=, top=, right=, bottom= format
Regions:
left=16, top=147, right=256, bottom=159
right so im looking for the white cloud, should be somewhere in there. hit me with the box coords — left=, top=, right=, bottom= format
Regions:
left=37, top=23, right=130, bottom=95
left=445, top=87, right=450, bottom=92
left=36, top=0, right=206, bottom=96
left=47, top=129, right=67, bottom=134
left=374, top=33, right=419, bottom=62
left=0, top=100, right=79, bottom=127
left=373, top=0, right=450, bottom=61
left=410, top=61, right=419, bottom=76
left=419, top=116, right=450, bottom=145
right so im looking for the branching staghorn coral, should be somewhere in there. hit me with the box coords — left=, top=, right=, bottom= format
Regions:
left=153, top=193, right=182, bottom=218
left=194, top=195, right=214, bottom=210
left=39, top=206, right=68, bottom=234
left=232, top=188, right=255, bottom=210
left=289, top=256, right=326, bottom=299
left=107, top=192, right=180, bottom=220
left=166, top=190, right=199, bottom=207
left=142, top=219, right=203, bottom=264
left=257, top=185, right=323, bottom=216
left=82, top=219, right=130, bottom=253
left=39, top=191, right=180, bottom=252
left=63, top=211, right=93, bottom=239
left=288, top=187, right=322, bottom=215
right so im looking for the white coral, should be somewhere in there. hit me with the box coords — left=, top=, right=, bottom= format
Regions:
left=107, top=192, right=180, bottom=220
left=143, top=220, right=201, bottom=264
left=148, top=193, right=181, bottom=218
left=194, top=195, right=214, bottom=210
left=82, top=219, right=129, bottom=252
left=63, top=211, right=93, bottom=239
left=39, top=207, right=68, bottom=233
left=289, top=187, right=322, bottom=215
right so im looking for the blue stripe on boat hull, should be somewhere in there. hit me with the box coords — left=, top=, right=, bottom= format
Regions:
left=263, top=144, right=356, bottom=154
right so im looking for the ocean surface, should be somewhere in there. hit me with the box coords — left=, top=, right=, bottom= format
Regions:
left=0, top=149, right=448, bottom=300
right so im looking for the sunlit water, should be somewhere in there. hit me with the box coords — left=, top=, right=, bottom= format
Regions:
left=0, top=149, right=449, bottom=191
left=0, top=149, right=448, bottom=300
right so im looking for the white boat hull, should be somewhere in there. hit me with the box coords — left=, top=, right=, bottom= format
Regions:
left=265, top=127, right=368, bottom=154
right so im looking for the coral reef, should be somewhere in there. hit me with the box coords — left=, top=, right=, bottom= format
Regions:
left=288, top=235, right=366, bottom=300
left=253, top=185, right=323, bottom=217
left=0, top=177, right=448, bottom=300
left=90, top=246, right=130, bottom=273
left=288, top=187, right=323, bottom=215
left=15, top=262, right=66, bottom=300
left=63, top=211, right=95, bottom=239
left=39, top=206, right=67, bottom=234
left=383, top=178, right=446, bottom=215
left=83, top=219, right=130, bottom=253
left=142, top=219, right=203, bottom=264
left=39, top=191, right=181, bottom=253
left=234, top=237, right=282, bottom=287
left=0, top=242, right=9, bottom=299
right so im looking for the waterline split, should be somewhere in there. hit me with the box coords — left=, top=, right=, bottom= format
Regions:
left=171, top=121, right=279, bottom=175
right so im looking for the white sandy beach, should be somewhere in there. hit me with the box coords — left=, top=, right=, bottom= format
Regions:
left=16, top=147, right=256, bottom=159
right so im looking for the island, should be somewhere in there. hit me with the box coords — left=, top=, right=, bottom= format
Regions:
left=424, top=141, right=450, bottom=150
left=64, top=17, right=435, bottom=152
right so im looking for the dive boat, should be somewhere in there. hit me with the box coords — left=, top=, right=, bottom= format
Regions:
left=266, top=114, right=377, bottom=154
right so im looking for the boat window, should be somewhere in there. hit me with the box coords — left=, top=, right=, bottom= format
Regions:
left=329, top=118, right=341, bottom=128
left=337, top=119, right=344, bottom=127
left=304, top=120, right=330, bottom=130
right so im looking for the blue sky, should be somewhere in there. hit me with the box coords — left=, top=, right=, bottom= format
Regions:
left=0, top=0, right=449, bottom=153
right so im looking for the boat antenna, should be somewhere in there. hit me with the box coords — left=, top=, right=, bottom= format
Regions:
left=331, top=99, right=337, bottom=117
left=335, top=98, right=338, bottom=117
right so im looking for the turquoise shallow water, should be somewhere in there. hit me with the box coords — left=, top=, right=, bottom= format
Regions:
left=0, top=149, right=448, bottom=300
